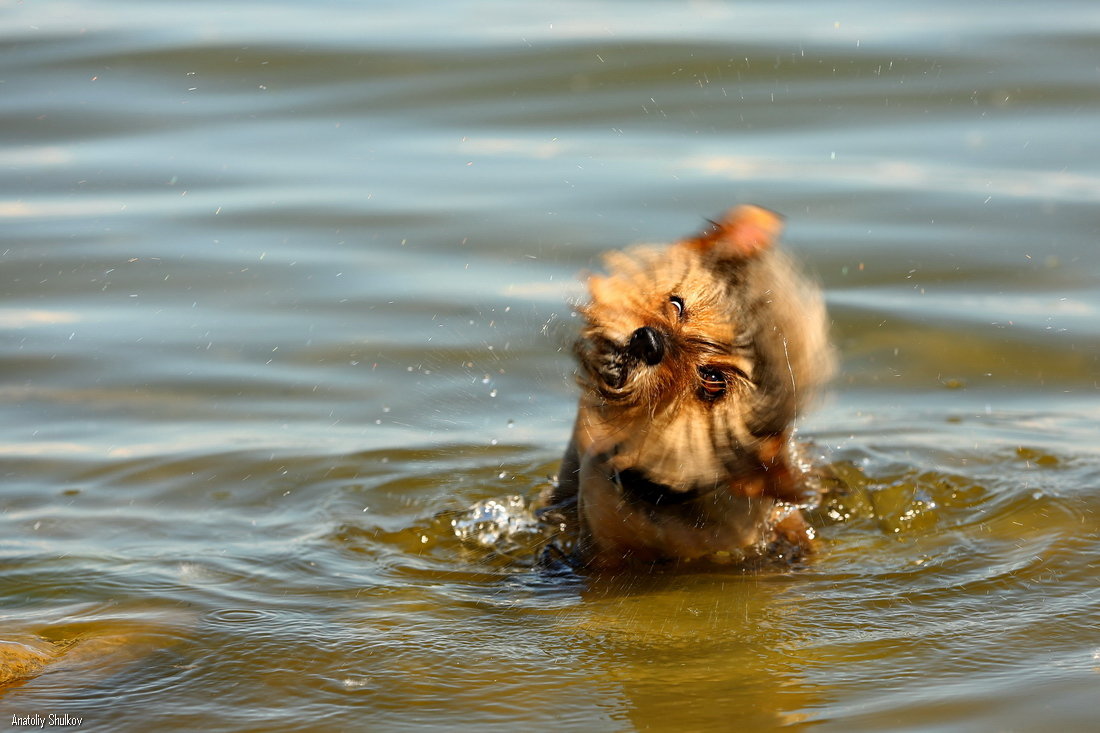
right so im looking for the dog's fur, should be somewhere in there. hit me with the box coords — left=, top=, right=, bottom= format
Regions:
left=548, top=205, right=833, bottom=570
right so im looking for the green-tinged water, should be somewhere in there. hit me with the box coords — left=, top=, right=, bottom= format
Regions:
left=2, top=1, right=1099, bottom=730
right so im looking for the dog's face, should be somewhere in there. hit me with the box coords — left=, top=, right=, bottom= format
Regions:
left=572, top=206, right=831, bottom=497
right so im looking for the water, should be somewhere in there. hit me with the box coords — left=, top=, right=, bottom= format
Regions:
left=2, top=1, right=1099, bottom=730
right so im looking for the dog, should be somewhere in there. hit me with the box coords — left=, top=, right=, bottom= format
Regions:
left=544, top=205, right=833, bottom=570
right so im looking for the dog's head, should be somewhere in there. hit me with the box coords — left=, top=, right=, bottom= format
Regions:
left=572, top=206, right=832, bottom=493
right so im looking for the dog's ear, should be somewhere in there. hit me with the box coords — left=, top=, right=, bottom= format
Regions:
left=682, top=205, right=784, bottom=260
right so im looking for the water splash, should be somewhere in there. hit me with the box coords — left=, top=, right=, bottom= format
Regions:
left=450, top=495, right=542, bottom=552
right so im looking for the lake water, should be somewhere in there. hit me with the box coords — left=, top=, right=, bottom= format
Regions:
left=2, top=1, right=1099, bottom=730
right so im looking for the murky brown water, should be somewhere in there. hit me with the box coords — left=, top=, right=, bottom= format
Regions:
left=2, top=1, right=1099, bottom=730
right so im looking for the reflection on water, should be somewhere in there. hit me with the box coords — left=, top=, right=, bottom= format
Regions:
left=2, top=0, right=1099, bottom=729
left=689, top=153, right=1100, bottom=202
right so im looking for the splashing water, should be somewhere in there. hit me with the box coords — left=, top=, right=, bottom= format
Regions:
left=450, top=495, right=544, bottom=554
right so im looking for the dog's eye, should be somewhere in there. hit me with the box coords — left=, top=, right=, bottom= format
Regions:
left=698, top=366, right=726, bottom=400
left=668, top=295, right=685, bottom=320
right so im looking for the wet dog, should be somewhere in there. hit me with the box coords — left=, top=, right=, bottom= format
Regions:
left=546, top=205, right=833, bottom=570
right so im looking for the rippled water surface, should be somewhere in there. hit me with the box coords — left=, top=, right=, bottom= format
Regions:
left=3, top=1, right=1099, bottom=730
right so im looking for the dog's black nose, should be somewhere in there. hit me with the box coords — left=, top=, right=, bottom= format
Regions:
left=628, top=326, right=665, bottom=366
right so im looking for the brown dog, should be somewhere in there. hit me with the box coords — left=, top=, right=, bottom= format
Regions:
left=547, top=205, right=833, bottom=570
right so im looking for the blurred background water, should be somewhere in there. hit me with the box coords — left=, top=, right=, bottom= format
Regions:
left=2, top=1, right=1099, bottom=730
